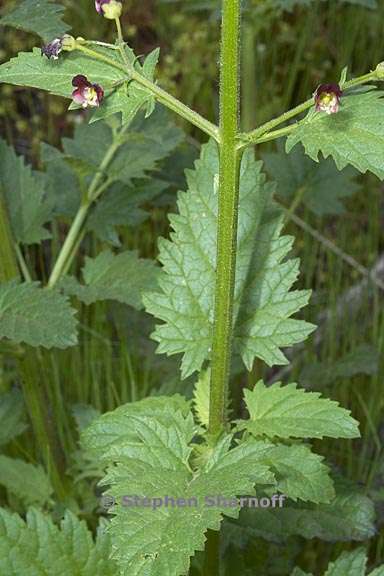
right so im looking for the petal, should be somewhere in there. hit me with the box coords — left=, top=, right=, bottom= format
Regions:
left=94, top=84, right=104, bottom=103
left=72, top=88, right=86, bottom=104
left=72, top=74, right=89, bottom=88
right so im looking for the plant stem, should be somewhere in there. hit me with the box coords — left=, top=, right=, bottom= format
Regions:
left=0, top=196, right=68, bottom=500
left=48, top=202, right=90, bottom=288
left=75, top=44, right=220, bottom=142
left=48, top=135, right=123, bottom=288
left=208, top=0, right=241, bottom=439
left=238, top=69, right=380, bottom=148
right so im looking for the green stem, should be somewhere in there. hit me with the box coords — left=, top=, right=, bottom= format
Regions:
left=48, top=135, right=122, bottom=288
left=208, top=0, right=241, bottom=439
left=48, top=202, right=90, bottom=288
left=14, top=243, right=32, bottom=281
left=0, top=196, right=68, bottom=500
left=238, top=70, right=379, bottom=148
left=75, top=44, right=220, bottom=142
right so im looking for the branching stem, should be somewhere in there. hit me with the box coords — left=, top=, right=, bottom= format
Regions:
left=75, top=43, right=220, bottom=142
left=238, top=70, right=380, bottom=148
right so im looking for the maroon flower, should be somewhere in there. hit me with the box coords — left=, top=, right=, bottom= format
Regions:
left=71, top=75, right=104, bottom=108
left=95, top=0, right=122, bottom=18
left=41, top=38, right=63, bottom=60
left=314, top=84, right=343, bottom=114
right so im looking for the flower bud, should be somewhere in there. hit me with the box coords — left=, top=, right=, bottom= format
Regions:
left=95, top=0, right=122, bottom=19
left=61, top=34, right=77, bottom=52
left=41, top=35, right=76, bottom=60
left=375, top=62, right=384, bottom=80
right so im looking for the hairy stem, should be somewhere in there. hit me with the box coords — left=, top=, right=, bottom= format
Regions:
left=75, top=43, right=220, bottom=142
left=0, top=196, right=68, bottom=500
left=209, top=0, right=241, bottom=439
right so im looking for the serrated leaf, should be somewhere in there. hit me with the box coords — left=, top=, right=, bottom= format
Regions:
left=1, top=0, right=70, bottom=42
left=286, top=89, right=384, bottom=180
left=0, top=45, right=160, bottom=126
left=83, top=399, right=276, bottom=576
left=0, top=280, right=78, bottom=348
left=144, top=140, right=315, bottom=379
left=0, top=138, right=53, bottom=244
left=0, top=389, right=27, bottom=446
left=87, top=179, right=167, bottom=245
left=0, top=507, right=116, bottom=575
left=61, top=250, right=159, bottom=309
left=0, top=455, right=53, bottom=506
left=90, top=47, right=160, bottom=123
left=40, top=142, right=81, bottom=217
left=229, top=480, right=376, bottom=542
left=260, top=443, right=335, bottom=503
left=262, top=142, right=360, bottom=216
left=324, top=548, right=367, bottom=576
left=239, top=380, right=360, bottom=439
left=0, top=47, right=127, bottom=100
left=62, top=107, right=184, bottom=186
left=82, top=395, right=192, bottom=459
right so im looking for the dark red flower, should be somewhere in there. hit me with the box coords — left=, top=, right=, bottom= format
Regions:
left=71, top=75, right=104, bottom=108
left=314, top=84, right=342, bottom=114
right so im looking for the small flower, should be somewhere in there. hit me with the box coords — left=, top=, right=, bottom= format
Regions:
left=41, top=35, right=76, bottom=60
left=314, top=84, right=343, bottom=114
left=41, top=38, right=63, bottom=60
left=95, top=0, right=122, bottom=19
left=71, top=75, right=104, bottom=108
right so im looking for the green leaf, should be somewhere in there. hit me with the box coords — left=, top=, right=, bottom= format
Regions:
left=193, top=369, right=210, bottom=427
left=260, top=443, right=335, bottom=503
left=61, top=250, right=159, bottom=309
left=0, top=138, right=53, bottom=245
left=61, top=107, right=183, bottom=186
left=299, top=344, right=379, bottom=389
left=0, top=46, right=126, bottom=101
left=291, top=569, right=313, bottom=576
left=90, top=47, right=160, bottom=124
left=40, top=142, right=81, bottom=217
left=262, top=142, right=360, bottom=216
left=0, top=507, right=116, bottom=575
left=87, top=179, right=167, bottom=245
left=0, top=389, right=27, bottom=446
left=0, top=455, right=53, bottom=506
left=0, top=0, right=70, bottom=42
left=229, top=480, right=376, bottom=542
left=324, top=548, right=367, bottom=576
left=0, top=280, right=78, bottom=348
left=144, top=141, right=315, bottom=379
left=83, top=399, right=275, bottom=576
left=82, top=395, right=192, bottom=459
left=286, top=89, right=384, bottom=180
left=239, top=380, right=360, bottom=439
left=369, top=567, right=384, bottom=576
